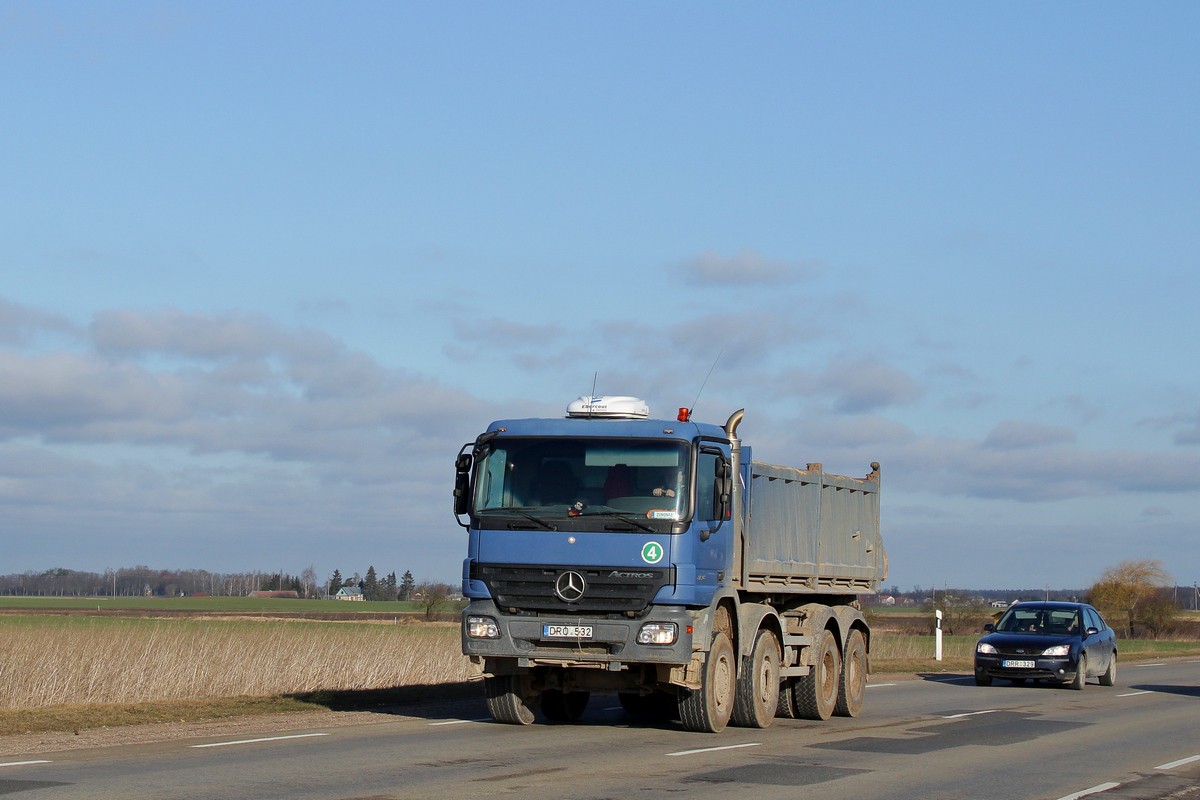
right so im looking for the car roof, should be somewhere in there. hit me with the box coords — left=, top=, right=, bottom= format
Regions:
left=1008, top=601, right=1089, bottom=611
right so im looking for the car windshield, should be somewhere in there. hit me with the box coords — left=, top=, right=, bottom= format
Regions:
left=995, top=607, right=1081, bottom=636
left=473, top=437, right=690, bottom=522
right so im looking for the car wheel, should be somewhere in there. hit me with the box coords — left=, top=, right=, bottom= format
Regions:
left=1069, top=654, right=1087, bottom=691
left=1099, top=652, right=1117, bottom=687
left=974, top=674, right=993, bottom=686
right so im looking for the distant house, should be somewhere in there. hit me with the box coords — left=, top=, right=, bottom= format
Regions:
left=878, top=595, right=896, bottom=606
left=335, top=587, right=364, bottom=601
left=248, top=590, right=301, bottom=599
left=989, top=600, right=1009, bottom=608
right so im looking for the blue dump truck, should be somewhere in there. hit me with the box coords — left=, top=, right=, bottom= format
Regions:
left=455, top=396, right=887, bottom=733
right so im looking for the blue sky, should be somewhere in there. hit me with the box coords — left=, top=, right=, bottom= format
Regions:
left=2, top=2, right=1198, bottom=589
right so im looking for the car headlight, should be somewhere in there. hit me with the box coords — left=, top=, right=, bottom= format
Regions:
left=466, top=616, right=500, bottom=639
left=1042, top=644, right=1070, bottom=656
left=637, top=622, right=677, bottom=645
left=976, top=642, right=998, bottom=654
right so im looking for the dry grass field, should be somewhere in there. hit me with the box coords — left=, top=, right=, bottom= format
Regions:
left=0, top=616, right=469, bottom=709
left=3, top=613, right=1198, bottom=714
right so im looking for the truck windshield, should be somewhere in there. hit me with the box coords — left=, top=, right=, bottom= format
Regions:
left=473, top=438, right=690, bottom=522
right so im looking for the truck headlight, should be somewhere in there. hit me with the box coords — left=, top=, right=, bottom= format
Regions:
left=976, top=642, right=998, bottom=654
left=637, top=622, right=677, bottom=645
left=467, top=616, right=500, bottom=639
left=1041, top=644, right=1070, bottom=656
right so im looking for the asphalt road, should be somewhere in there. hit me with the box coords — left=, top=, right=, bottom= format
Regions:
left=2, top=659, right=1198, bottom=800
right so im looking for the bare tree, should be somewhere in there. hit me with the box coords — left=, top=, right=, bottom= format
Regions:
left=1087, top=558, right=1173, bottom=638
left=415, top=581, right=452, bottom=620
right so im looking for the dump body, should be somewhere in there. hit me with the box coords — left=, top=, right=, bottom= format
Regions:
left=743, top=461, right=886, bottom=593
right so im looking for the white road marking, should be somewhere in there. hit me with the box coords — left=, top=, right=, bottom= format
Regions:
left=867, top=683, right=898, bottom=688
left=1116, top=690, right=1153, bottom=697
left=666, top=742, right=762, bottom=757
left=1131, top=663, right=1166, bottom=667
left=1188, top=660, right=1200, bottom=664
left=0, top=761, right=52, bottom=768
left=1157, top=755, right=1200, bottom=770
left=1054, top=781, right=1121, bottom=800
left=191, top=733, right=330, bottom=748
left=428, top=718, right=491, bottom=726
left=942, top=709, right=999, bottom=719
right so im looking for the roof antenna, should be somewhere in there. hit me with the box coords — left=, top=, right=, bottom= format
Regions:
left=686, top=350, right=722, bottom=422
left=588, top=372, right=598, bottom=419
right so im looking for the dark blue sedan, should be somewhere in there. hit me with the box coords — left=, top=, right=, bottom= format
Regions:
left=974, top=601, right=1118, bottom=689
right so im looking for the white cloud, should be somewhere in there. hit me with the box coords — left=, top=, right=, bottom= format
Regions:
left=982, top=420, right=1077, bottom=450
left=817, top=359, right=922, bottom=414
left=0, top=297, right=79, bottom=345
left=670, top=249, right=824, bottom=286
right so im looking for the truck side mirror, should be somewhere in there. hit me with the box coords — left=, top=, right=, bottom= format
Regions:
left=453, top=452, right=473, bottom=517
left=714, top=458, right=732, bottom=521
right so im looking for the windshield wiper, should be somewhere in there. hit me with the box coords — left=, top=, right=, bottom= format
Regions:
left=483, top=507, right=558, bottom=531
left=578, top=511, right=655, bottom=533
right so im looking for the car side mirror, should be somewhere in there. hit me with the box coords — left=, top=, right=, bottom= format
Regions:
left=983, top=623, right=994, bottom=632
left=1086, top=627, right=1099, bottom=636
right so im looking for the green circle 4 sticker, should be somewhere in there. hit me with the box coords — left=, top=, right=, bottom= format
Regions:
left=641, top=541, right=664, bottom=564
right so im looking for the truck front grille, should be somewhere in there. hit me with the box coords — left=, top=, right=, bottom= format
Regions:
left=472, top=563, right=674, bottom=616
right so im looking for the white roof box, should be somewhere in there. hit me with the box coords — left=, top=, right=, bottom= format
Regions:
left=566, top=396, right=650, bottom=419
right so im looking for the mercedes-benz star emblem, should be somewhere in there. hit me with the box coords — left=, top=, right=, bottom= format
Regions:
left=554, top=571, right=586, bottom=603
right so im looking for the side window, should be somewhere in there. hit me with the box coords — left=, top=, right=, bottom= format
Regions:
left=695, top=452, right=717, bottom=522
left=1086, top=608, right=1105, bottom=631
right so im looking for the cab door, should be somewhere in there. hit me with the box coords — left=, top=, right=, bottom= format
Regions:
left=692, top=447, right=730, bottom=591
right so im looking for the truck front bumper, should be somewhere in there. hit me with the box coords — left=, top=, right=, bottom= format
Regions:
left=461, top=599, right=694, bottom=668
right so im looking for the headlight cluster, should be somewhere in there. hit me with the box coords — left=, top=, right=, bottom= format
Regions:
left=637, top=622, right=677, bottom=645
left=976, top=642, right=998, bottom=654
left=1041, top=644, right=1071, bottom=656
left=466, top=616, right=500, bottom=639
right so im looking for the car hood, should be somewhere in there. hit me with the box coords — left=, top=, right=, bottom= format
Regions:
left=978, top=632, right=1077, bottom=651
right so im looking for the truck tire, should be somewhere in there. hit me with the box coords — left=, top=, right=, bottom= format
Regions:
left=834, top=629, right=866, bottom=717
left=619, top=691, right=676, bottom=719
left=541, top=689, right=590, bottom=722
left=485, top=674, right=540, bottom=725
left=678, top=631, right=736, bottom=733
left=792, top=629, right=840, bottom=720
left=731, top=628, right=780, bottom=728
left=776, top=678, right=800, bottom=718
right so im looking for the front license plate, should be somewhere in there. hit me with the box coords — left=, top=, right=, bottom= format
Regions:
left=543, top=625, right=593, bottom=639
left=1002, top=659, right=1036, bottom=669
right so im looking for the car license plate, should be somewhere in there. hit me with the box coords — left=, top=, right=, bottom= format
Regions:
left=543, top=625, right=593, bottom=639
left=1002, top=659, right=1035, bottom=669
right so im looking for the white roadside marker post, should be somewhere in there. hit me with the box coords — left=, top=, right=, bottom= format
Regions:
left=935, top=609, right=943, bottom=662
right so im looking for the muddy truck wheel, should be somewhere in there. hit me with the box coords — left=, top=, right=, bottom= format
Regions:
left=678, top=631, right=736, bottom=733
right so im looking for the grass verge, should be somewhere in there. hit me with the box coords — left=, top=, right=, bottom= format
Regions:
left=0, top=696, right=320, bottom=737
left=0, top=683, right=487, bottom=737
